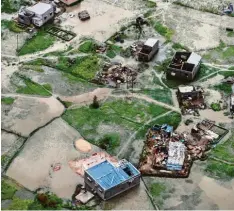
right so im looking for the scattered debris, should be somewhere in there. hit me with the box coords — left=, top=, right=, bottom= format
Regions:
left=84, top=159, right=140, bottom=200
left=177, top=85, right=206, bottom=115
left=138, top=38, right=159, bottom=62
left=78, top=10, right=90, bottom=21
left=46, top=26, right=76, bottom=41
left=97, top=63, right=137, bottom=88
left=52, top=163, right=61, bottom=172
left=230, top=94, right=234, bottom=114
left=167, top=52, right=202, bottom=81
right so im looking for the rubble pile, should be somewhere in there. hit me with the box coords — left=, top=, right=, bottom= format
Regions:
left=139, top=120, right=228, bottom=177
left=177, top=86, right=206, bottom=115
left=97, top=63, right=137, bottom=88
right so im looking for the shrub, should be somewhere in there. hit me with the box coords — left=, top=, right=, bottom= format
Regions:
left=97, top=133, right=120, bottom=153
left=211, top=102, right=221, bottom=111
left=78, top=40, right=96, bottom=53
left=1, top=97, right=15, bottom=105
left=90, top=95, right=100, bottom=109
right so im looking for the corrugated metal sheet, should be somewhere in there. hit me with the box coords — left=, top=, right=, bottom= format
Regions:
left=86, top=160, right=139, bottom=190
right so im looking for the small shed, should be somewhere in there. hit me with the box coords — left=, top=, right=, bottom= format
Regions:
left=84, top=159, right=141, bottom=200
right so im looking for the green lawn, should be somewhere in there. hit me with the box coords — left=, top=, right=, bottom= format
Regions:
left=150, top=20, right=174, bottom=40
left=213, top=83, right=232, bottom=95
left=1, top=97, right=15, bottom=105
left=62, top=98, right=169, bottom=146
left=106, top=44, right=122, bottom=58
left=18, top=30, right=56, bottom=56
left=1, top=0, right=17, bottom=13
left=56, top=55, right=100, bottom=80
left=1, top=179, right=18, bottom=200
left=136, top=88, right=173, bottom=105
left=150, top=182, right=166, bottom=197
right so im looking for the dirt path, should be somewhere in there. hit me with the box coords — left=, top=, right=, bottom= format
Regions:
left=117, top=110, right=174, bottom=157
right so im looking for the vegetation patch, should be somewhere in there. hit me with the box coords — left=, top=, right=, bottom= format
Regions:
left=8, top=197, right=34, bottom=210
left=211, top=102, right=221, bottom=111
left=56, top=55, right=100, bottom=80
left=1, top=97, right=15, bottom=105
left=150, top=20, right=174, bottom=40
left=78, top=40, right=96, bottom=53
left=205, top=160, right=234, bottom=180
left=62, top=99, right=169, bottom=143
left=227, top=31, right=234, bottom=37
left=1, top=0, right=17, bottom=13
left=106, top=44, right=122, bottom=58
left=1, top=179, right=18, bottom=200
left=96, top=133, right=120, bottom=154
left=1, top=20, right=25, bottom=33
left=213, top=83, right=232, bottom=95
left=146, top=1, right=157, bottom=8
left=21, top=65, right=44, bottom=72
left=18, top=30, right=56, bottom=56
left=151, top=111, right=182, bottom=129
left=14, top=73, right=52, bottom=96
left=150, top=182, right=166, bottom=197
left=228, top=66, right=234, bottom=70
left=172, top=42, right=189, bottom=51
left=137, top=88, right=173, bottom=105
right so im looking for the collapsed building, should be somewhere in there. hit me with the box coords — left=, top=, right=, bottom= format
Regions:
left=177, top=85, right=206, bottom=115
left=231, top=94, right=234, bottom=114
left=18, top=2, right=55, bottom=27
left=97, top=63, right=137, bottom=88
left=139, top=120, right=228, bottom=178
left=167, top=52, right=202, bottom=81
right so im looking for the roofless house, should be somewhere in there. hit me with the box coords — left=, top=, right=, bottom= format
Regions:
left=167, top=52, right=202, bottom=81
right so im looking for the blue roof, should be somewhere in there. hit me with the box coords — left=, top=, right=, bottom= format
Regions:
left=161, top=124, right=173, bottom=133
left=86, top=160, right=140, bottom=190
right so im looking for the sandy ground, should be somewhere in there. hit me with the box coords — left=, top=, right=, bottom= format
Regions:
left=1, top=96, right=64, bottom=137
left=199, top=109, right=233, bottom=123
left=6, top=118, right=101, bottom=198
left=60, top=0, right=137, bottom=42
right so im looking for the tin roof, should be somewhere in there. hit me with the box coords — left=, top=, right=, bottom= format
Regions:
left=86, top=160, right=140, bottom=190
left=26, top=2, right=52, bottom=15
left=187, top=52, right=201, bottom=66
left=178, top=86, right=194, bottom=93
left=144, top=38, right=159, bottom=47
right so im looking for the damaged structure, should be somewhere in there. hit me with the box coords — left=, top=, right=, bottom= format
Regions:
left=177, top=85, right=206, bottom=115
left=167, top=52, right=202, bottom=81
left=97, top=63, right=137, bottom=88
left=84, top=159, right=141, bottom=200
left=139, top=120, right=228, bottom=178
left=231, top=94, right=234, bottom=114
left=138, top=38, right=159, bottom=62
left=18, top=2, right=54, bottom=27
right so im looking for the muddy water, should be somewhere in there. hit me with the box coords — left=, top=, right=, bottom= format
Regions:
left=199, top=176, right=234, bottom=209
left=61, top=0, right=136, bottom=42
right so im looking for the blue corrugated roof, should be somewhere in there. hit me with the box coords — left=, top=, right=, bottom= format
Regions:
left=161, top=124, right=173, bottom=133
left=86, top=160, right=139, bottom=190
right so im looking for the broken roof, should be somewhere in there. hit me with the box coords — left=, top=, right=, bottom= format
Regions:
left=85, top=160, right=140, bottom=190
left=26, top=2, right=52, bottom=15
left=178, top=86, right=194, bottom=93
left=144, top=38, right=159, bottom=47
left=187, top=52, right=201, bottom=66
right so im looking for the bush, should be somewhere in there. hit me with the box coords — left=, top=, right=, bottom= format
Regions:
left=78, top=40, right=96, bottom=53
left=1, top=0, right=17, bottom=13
left=97, top=133, right=120, bottom=153
left=211, top=102, right=221, bottom=111
left=8, top=197, right=33, bottom=210
left=90, top=95, right=100, bottom=109
left=1, top=20, right=24, bottom=33
left=36, top=193, right=63, bottom=209
left=150, top=183, right=166, bottom=197
left=1, top=97, right=15, bottom=105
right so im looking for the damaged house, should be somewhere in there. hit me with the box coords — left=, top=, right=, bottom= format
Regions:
left=138, top=38, right=159, bottom=62
left=167, top=52, right=202, bottom=81
left=18, top=2, right=54, bottom=27
left=84, top=159, right=140, bottom=200
left=177, top=85, right=205, bottom=114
